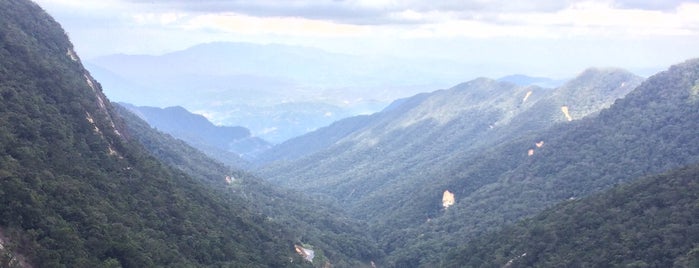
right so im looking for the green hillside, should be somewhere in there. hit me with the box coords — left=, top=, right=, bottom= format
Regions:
left=445, top=162, right=699, bottom=267
left=5, top=0, right=698, bottom=267
left=256, top=57, right=698, bottom=266
left=0, top=0, right=304, bottom=266
left=385, top=58, right=699, bottom=266
left=113, top=103, right=383, bottom=267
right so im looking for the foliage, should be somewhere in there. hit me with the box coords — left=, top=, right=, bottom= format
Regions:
left=0, top=0, right=306, bottom=266
left=384, top=58, right=699, bottom=266
left=256, top=58, right=698, bottom=266
left=113, top=104, right=383, bottom=267
left=444, top=163, right=699, bottom=267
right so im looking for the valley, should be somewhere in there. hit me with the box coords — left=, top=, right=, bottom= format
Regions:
left=1, top=0, right=698, bottom=267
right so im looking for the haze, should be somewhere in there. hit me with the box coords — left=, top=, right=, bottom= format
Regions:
left=34, top=0, right=699, bottom=78
left=32, top=0, right=699, bottom=142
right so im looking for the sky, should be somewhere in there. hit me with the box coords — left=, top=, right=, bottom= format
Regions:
left=33, top=0, right=699, bottom=78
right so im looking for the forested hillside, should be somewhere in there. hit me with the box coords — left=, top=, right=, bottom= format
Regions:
left=385, top=58, right=699, bottom=266
left=445, top=162, right=699, bottom=267
left=114, top=104, right=382, bottom=267
left=0, top=0, right=306, bottom=266
left=4, top=0, right=698, bottom=267
left=258, top=69, right=642, bottom=202
left=257, top=69, right=642, bottom=222
left=256, top=58, right=699, bottom=266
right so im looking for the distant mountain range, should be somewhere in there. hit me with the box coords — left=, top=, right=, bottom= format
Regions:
left=85, top=42, right=480, bottom=143
left=119, top=103, right=269, bottom=166
left=256, top=68, right=641, bottom=167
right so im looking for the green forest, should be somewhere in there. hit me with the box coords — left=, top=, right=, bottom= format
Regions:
left=0, top=0, right=307, bottom=266
left=445, top=163, right=699, bottom=267
left=0, top=0, right=698, bottom=267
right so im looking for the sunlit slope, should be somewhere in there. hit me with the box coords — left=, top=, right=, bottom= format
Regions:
left=385, top=58, right=699, bottom=266
left=258, top=68, right=643, bottom=224
left=257, top=59, right=699, bottom=266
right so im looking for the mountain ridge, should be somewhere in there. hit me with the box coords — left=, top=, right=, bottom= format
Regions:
left=113, top=103, right=383, bottom=267
left=120, top=103, right=270, bottom=164
left=85, top=41, right=474, bottom=143
left=253, top=60, right=699, bottom=265
left=385, top=58, right=699, bottom=266
left=0, top=1, right=306, bottom=266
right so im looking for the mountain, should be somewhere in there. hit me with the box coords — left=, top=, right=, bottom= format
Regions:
left=113, top=104, right=383, bottom=267
left=257, top=68, right=643, bottom=199
left=254, top=59, right=699, bottom=266
left=253, top=114, right=373, bottom=165
left=120, top=103, right=270, bottom=165
left=445, top=162, right=699, bottom=267
left=385, top=58, right=699, bottom=266
left=0, top=1, right=307, bottom=266
left=497, top=74, right=566, bottom=88
left=258, top=68, right=639, bottom=165
left=85, top=42, right=470, bottom=143
left=211, top=101, right=385, bottom=144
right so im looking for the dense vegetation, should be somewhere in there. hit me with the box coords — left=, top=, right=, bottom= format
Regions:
left=385, top=59, right=699, bottom=266
left=0, top=0, right=305, bottom=266
left=445, top=162, right=699, bottom=267
left=4, top=0, right=699, bottom=267
left=256, top=59, right=699, bottom=266
left=114, top=104, right=383, bottom=267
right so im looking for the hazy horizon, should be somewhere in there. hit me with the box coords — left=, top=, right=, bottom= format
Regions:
left=33, top=0, right=699, bottom=79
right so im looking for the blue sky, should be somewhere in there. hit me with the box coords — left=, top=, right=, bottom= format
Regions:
left=34, top=0, right=699, bottom=78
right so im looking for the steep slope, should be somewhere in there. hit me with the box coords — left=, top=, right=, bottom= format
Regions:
left=0, top=1, right=304, bottom=266
left=255, top=61, right=697, bottom=266
left=113, top=104, right=383, bottom=267
left=385, top=58, right=699, bottom=266
left=120, top=103, right=270, bottom=162
left=503, top=67, right=642, bottom=134
left=445, top=162, right=699, bottom=267
left=258, top=69, right=642, bottom=216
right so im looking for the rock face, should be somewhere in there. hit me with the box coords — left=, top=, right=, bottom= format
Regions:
left=560, top=105, right=573, bottom=121
left=294, top=245, right=315, bottom=262
left=442, top=190, right=455, bottom=208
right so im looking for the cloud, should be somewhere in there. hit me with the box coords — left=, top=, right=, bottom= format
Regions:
left=37, top=0, right=699, bottom=43
left=119, top=0, right=694, bottom=25
left=181, top=12, right=371, bottom=37
left=33, top=0, right=699, bottom=69
left=114, top=0, right=699, bottom=37
left=613, top=0, right=690, bottom=10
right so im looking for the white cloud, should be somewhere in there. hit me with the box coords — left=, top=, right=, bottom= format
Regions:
left=384, top=1, right=699, bottom=39
left=132, top=12, right=189, bottom=26
left=31, top=0, right=699, bottom=77
left=181, top=12, right=371, bottom=37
